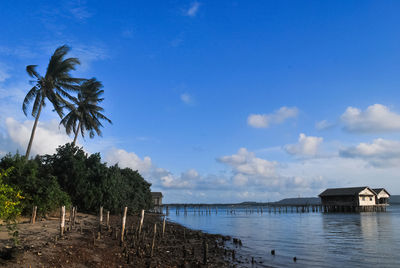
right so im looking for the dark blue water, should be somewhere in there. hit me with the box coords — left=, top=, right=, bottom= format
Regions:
left=166, top=205, right=400, bottom=267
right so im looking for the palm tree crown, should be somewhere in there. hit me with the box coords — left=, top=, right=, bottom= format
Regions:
left=60, top=78, right=112, bottom=145
left=23, top=45, right=81, bottom=158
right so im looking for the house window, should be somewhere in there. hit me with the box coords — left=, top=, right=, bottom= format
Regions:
left=369, top=197, right=373, bottom=201
left=362, top=197, right=365, bottom=201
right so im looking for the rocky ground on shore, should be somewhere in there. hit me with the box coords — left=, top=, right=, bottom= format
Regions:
left=0, top=212, right=255, bottom=267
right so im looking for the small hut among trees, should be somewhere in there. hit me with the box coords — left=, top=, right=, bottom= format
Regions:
left=151, top=192, right=163, bottom=213
left=319, top=186, right=389, bottom=212
left=151, top=192, right=163, bottom=206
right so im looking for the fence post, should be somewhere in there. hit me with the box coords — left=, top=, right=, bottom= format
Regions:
left=139, top=209, right=145, bottom=236
left=106, top=210, right=110, bottom=230
left=120, top=207, right=128, bottom=245
left=30, top=205, right=37, bottom=224
left=99, top=206, right=103, bottom=223
left=162, top=216, right=166, bottom=238
left=60, top=206, right=65, bottom=237
left=151, top=223, right=157, bottom=257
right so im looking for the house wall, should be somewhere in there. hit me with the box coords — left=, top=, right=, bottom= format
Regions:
left=358, top=188, right=376, bottom=206
left=358, top=195, right=375, bottom=206
left=377, top=191, right=390, bottom=199
left=152, top=197, right=162, bottom=206
left=321, top=195, right=358, bottom=206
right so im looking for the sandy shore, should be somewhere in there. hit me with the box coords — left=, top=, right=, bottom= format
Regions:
left=0, top=212, right=257, bottom=267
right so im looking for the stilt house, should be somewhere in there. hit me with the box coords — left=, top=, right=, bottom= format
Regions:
left=373, top=188, right=390, bottom=204
left=319, top=186, right=388, bottom=212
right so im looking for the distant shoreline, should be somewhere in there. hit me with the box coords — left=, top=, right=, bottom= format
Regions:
left=165, top=195, right=400, bottom=206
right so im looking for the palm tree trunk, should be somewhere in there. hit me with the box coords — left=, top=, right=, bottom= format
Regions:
left=72, top=121, right=81, bottom=146
left=25, top=101, right=43, bottom=158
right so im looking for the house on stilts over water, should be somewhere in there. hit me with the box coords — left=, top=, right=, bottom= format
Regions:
left=319, top=186, right=390, bottom=212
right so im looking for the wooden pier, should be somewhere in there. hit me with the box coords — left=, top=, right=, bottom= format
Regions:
left=161, top=203, right=388, bottom=215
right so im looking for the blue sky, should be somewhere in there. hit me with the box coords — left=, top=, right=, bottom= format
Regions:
left=1, top=1, right=400, bottom=203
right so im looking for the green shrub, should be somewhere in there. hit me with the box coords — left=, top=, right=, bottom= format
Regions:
left=0, top=168, right=23, bottom=221
left=0, top=154, right=70, bottom=216
left=0, top=143, right=153, bottom=216
left=46, top=143, right=153, bottom=213
left=0, top=167, right=24, bottom=245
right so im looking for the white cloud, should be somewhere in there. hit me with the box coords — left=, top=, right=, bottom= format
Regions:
left=159, top=169, right=199, bottom=189
left=340, top=138, right=400, bottom=167
left=315, top=120, right=335, bottom=130
left=247, top=106, right=298, bottom=128
left=180, top=93, right=193, bottom=105
left=341, top=104, right=400, bottom=133
left=218, top=147, right=279, bottom=186
left=281, top=156, right=397, bottom=192
left=5, top=117, right=72, bottom=156
left=105, top=148, right=153, bottom=175
left=218, top=147, right=277, bottom=177
left=216, top=147, right=329, bottom=197
left=186, top=2, right=201, bottom=17
left=104, top=148, right=205, bottom=189
left=285, top=133, right=323, bottom=156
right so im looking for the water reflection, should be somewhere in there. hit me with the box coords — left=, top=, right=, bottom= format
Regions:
left=167, top=206, right=400, bottom=267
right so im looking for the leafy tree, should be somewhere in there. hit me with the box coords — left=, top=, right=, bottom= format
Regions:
left=60, top=78, right=112, bottom=145
left=0, top=154, right=70, bottom=216
left=23, top=45, right=81, bottom=158
left=0, top=144, right=153, bottom=216
left=46, top=143, right=152, bottom=213
left=0, top=168, right=23, bottom=221
left=0, top=168, right=24, bottom=245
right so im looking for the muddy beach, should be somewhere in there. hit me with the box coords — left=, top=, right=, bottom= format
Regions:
left=0, top=212, right=257, bottom=267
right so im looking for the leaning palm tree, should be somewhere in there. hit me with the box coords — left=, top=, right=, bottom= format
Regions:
left=60, top=78, right=112, bottom=145
left=23, top=45, right=81, bottom=158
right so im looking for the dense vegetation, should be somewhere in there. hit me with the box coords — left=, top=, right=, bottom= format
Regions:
left=0, top=143, right=153, bottom=218
left=0, top=168, right=23, bottom=221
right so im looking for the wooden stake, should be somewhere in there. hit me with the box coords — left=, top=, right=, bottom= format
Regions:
left=99, top=206, right=103, bottom=223
left=151, top=223, right=157, bottom=257
left=138, top=209, right=145, bottom=236
left=69, top=206, right=74, bottom=230
left=203, top=240, right=208, bottom=264
left=73, top=206, right=77, bottom=227
left=162, top=217, right=166, bottom=238
left=106, top=211, right=110, bottom=230
left=120, top=207, right=128, bottom=244
left=60, top=206, right=65, bottom=237
left=30, top=206, right=37, bottom=224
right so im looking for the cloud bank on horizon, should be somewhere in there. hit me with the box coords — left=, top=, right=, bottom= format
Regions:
left=2, top=103, right=400, bottom=203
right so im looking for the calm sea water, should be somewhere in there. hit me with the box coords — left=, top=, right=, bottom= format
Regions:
left=166, top=205, right=400, bottom=267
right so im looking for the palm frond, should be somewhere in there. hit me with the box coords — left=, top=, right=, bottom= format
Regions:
left=22, top=86, right=38, bottom=116
left=26, top=65, right=41, bottom=79
left=31, top=94, right=43, bottom=118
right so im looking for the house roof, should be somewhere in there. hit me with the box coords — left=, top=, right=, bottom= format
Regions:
left=373, top=188, right=390, bottom=196
left=151, top=192, right=163, bottom=197
left=319, top=187, right=376, bottom=197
